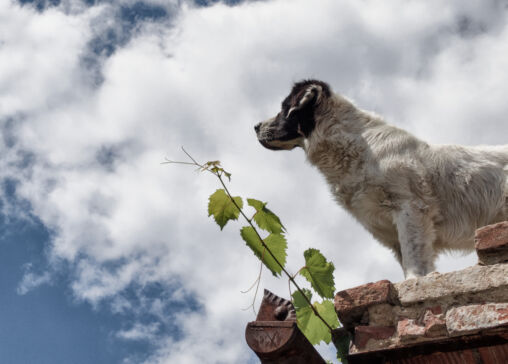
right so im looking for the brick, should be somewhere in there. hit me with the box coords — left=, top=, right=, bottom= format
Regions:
left=475, top=221, right=508, bottom=265
left=394, top=264, right=508, bottom=306
left=446, top=303, right=508, bottom=336
left=422, top=308, right=447, bottom=338
left=397, top=318, right=425, bottom=342
left=335, top=280, right=394, bottom=327
left=354, top=325, right=395, bottom=349
left=426, top=305, right=443, bottom=315
left=393, top=305, right=422, bottom=321
left=368, top=303, right=395, bottom=327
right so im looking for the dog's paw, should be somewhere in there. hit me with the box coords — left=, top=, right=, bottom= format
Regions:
left=404, top=272, right=419, bottom=280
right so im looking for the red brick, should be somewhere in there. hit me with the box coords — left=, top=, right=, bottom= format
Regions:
left=475, top=221, right=508, bottom=265
left=427, top=305, right=443, bottom=315
left=397, top=318, right=425, bottom=342
left=422, top=308, right=447, bottom=338
left=335, top=280, right=394, bottom=327
left=446, top=303, right=508, bottom=336
left=354, top=325, right=395, bottom=349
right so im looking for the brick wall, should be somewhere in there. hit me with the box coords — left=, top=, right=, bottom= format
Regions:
left=335, top=221, right=508, bottom=364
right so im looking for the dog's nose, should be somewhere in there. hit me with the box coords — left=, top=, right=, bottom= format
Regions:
left=254, top=122, right=261, bottom=133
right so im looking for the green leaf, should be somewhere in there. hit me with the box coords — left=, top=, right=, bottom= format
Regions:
left=300, top=248, right=335, bottom=299
left=240, top=226, right=287, bottom=276
left=333, top=333, right=350, bottom=364
left=292, top=288, right=312, bottom=309
left=247, top=198, right=285, bottom=234
left=315, top=299, right=340, bottom=335
left=208, top=189, right=243, bottom=230
left=205, top=160, right=221, bottom=167
left=292, top=291, right=339, bottom=345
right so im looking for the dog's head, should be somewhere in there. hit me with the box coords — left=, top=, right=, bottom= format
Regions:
left=255, top=80, right=331, bottom=150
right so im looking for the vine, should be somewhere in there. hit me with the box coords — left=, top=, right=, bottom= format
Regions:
left=165, top=148, right=350, bottom=363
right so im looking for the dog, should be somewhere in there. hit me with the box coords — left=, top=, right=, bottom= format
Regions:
left=255, top=80, right=508, bottom=278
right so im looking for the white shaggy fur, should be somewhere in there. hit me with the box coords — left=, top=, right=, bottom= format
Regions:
left=257, top=82, right=508, bottom=278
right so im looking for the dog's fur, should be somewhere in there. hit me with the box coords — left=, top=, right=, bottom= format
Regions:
left=255, top=80, right=508, bottom=278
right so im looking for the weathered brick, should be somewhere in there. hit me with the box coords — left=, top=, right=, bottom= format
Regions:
left=393, top=305, right=422, bottom=321
left=475, top=221, right=508, bottom=265
left=446, top=303, right=508, bottom=336
left=354, top=325, right=395, bottom=349
left=426, top=305, right=443, bottom=315
left=368, top=303, right=395, bottom=327
left=397, top=318, right=425, bottom=342
left=335, top=280, right=394, bottom=327
left=422, top=308, right=447, bottom=338
left=394, top=264, right=508, bottom=306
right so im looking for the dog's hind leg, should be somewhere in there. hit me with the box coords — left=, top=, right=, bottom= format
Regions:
left=393, top=201, right=437, bottom=278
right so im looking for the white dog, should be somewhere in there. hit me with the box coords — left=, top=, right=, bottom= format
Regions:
left=255, top=80, right=508, bottom=278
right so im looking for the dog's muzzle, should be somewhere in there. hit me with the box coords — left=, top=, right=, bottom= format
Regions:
left=254, top=123, right=281, bottom=150
left=255, top=116, right=303, bottom=151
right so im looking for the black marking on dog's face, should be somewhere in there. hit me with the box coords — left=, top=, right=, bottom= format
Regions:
left=255, top=80, right=331, bottom=151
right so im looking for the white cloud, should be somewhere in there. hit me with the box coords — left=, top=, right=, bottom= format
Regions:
left=17, top=264, right=52, bottom=295
left=117, top=322, right=161, bottom=341
left=0, top=2, right=92, bottom=116
left=1, top=0, right=508, bottom=362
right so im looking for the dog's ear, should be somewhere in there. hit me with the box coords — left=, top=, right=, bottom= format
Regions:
left=286, top=84, right=323, bottom=118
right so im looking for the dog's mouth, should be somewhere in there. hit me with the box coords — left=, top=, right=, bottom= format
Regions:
left=257, top=136, right=301, bottom=151
left=258, top=139, right=284, bottom=151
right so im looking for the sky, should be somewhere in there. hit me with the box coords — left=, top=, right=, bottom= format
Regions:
left=1, top=0, right=508, bottom=363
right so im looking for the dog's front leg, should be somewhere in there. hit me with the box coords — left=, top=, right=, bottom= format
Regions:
left=393, top=201, right=436, bottom=279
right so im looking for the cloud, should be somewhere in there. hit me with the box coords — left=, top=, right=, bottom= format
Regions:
left=17, top=264, right=52, bottom=295
left=117, top=322, right=161, bottom=341
left=0, top=2, right=90, bottom=117
left=1, top=0, right=508, bottom=362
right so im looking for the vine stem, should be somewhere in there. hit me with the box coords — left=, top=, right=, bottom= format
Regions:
left=173, top=148, right=335, bottom=333
left=215, top=173, right=333, bottom=332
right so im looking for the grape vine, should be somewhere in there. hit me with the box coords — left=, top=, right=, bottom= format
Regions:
left=165, top=148, right=350, bottom=363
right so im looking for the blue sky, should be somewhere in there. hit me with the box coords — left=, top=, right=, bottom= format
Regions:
left=0, top=185, right=142, bottom=363
left=1, top=0, right=508, bottom=363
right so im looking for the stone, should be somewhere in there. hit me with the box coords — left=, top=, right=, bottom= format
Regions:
left=353, top=325, right=395, bottom=349
left=394, top=263, right=508, bottom=306
left=392, top=305, right=423, bottom=321
left=475, top=221, right=508, bottom=265
left=397, top=318, right=425, bottom=342
left=368, top=303, right=395, bottom=327
left=335, top=280, right=394, bottom=327
left=446, top=303, right=508, bottom=336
